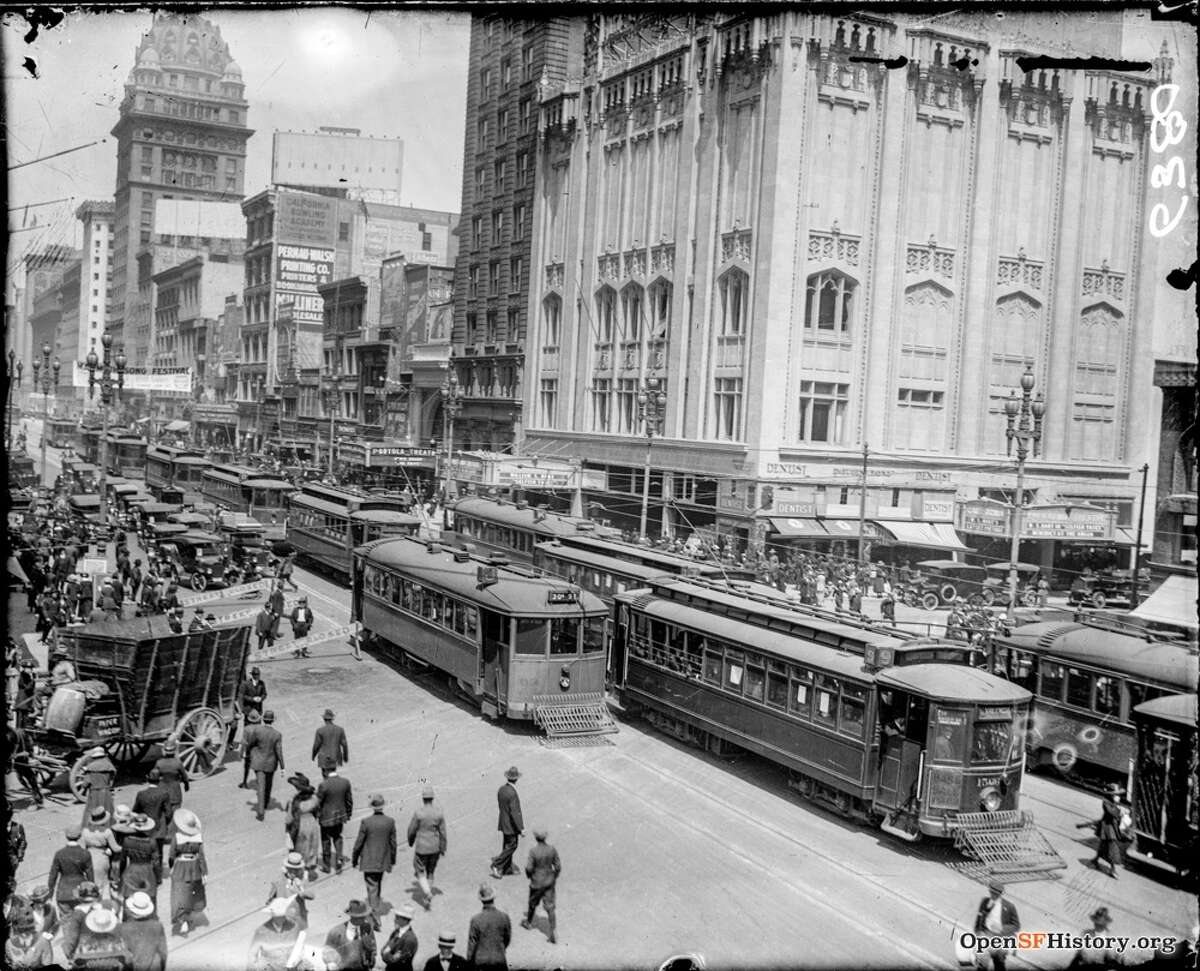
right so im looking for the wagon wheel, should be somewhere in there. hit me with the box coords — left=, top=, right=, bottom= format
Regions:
left=104, top=739, right=151, bottom=766
left=191, top=572, right=208, bottom=592
left=68, top=754, right=91, bottom=803
left=174, top=707, right=227, bottom=777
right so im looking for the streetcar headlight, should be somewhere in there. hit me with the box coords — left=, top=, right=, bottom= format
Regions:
left=979, top=787, right=1002, bottom=812
left=559, top=665, right=571, bottom=692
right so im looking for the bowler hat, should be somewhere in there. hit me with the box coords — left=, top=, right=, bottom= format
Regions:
left=245, top=709, right=262, bottom=723
left=345, top=899, right=372, bottom=921
left=504, top=765, right=521, bottom=781
left=262, top=710, right=275, bottom=723
left=478, top=882, right=495, bottom=902
left=126, top=891, right=155, bottom=919
left=437, top=931, right=457, bottom=947
left=369, top=793, right=385, bottom=808
left=987, top=879, right=1005, bottom=895
left=323, top=708, right=335, bottom=720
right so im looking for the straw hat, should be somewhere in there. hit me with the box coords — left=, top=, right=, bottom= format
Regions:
left=88, top=807, right=111, bottom=827
left=130, top=813, right=156, bottom=833
left=84, top=908, right=119, bottom=934
left=284, top=851, right=305, bottom=872
left=125, top=892, right=154, bottom=919
left=394, top=903, right=415, bottom=922
left=437, top=931, right=457, bottom=948
left=173, top=808, right=201, bottom=837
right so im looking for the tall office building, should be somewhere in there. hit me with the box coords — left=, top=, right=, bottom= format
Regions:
left=109, top=12, right=252, bottom=367
left=451, top=15, right=585, bottom=453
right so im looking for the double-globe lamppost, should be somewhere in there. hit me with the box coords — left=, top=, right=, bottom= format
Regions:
left=6, top=349, right=23, bottom=449
left=637, top=374, right=667, bottom=542
left=32, top=342, right=61, bottom=489
left=439, top=368, right=464, bottom=504
left=1003, top=365, right=1046, bottom=625
left=321, top=375, right=339, bottom=479
left=85, top=333, right=127, bottom=531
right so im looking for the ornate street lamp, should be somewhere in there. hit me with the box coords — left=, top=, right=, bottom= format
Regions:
left=6, top=348, right=23, bottom=449
left=439, top=367, right=464, bottom=503
left=321, top=375, right=339, bottom=477
left=1002, top=365, right=1046, bottom=624
left=637, top=374, right=667, bottom=541
left=84, top=332, right=127, bottom=530
left=32, top=342, right=61, bottom=489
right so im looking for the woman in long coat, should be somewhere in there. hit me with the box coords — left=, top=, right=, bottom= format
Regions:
left=80, top=747, right=117, bottom=827
left=286, top=773, right=321, bottom=880
left=1091, top=783, right=1129, bottom=878
left=118, top=814, right=163, bottom=911
left=168, top=808, right=207, bottom=936
left=80, top=807, right=122, bottom=901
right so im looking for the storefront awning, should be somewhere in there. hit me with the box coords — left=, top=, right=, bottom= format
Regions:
left=1129, top=575, right=1199, bottom=633
left=822, top=519, right=885, bottom=538
left=768, top=517, right=829, bottom=539
left=875, top=520, right=970, bottom=552
left=164, top=420, right=190, bottom=433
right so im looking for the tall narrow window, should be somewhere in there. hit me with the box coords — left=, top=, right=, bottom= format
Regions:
left=542, top=296, right=561, bottom=348
left=621, top=284, right=644, bottom=342
left=712, top=377, right=743, bottom=441
left=540, top=379, right=558, bottom=426
left=596, top=287, right=617, bottom=342
left=649, top=281, right=672, bottom=342
left=719, top=270, right=749, bottom=336
left=805, top=272, right=855, bottom=333
left=616, top=378, right=639, bottom=434
left=591, top=378, right=612, bottom=432
left=797, top=381, right=849, bottom=443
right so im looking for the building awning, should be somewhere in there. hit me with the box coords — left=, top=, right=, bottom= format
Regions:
left=768, top=517, right=829, bottom=539
left=1129, top=575, right=1199, bottom=633
left=875, top=520, right=970, bottom=552
left=822, top=518, right=885, bottom=539
left=164, top=420, right=190, bottom=433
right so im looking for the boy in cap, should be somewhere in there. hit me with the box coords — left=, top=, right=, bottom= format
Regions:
left=48, top=823, right=95, bottom=921
left=521, top=828, right=561, bottom=943
left=422, top=930, right=468, bottom=971
left=973, top=880, right=1020, bottom=971
left=406, top=784, right=447, bottom=909
left=489, top=766, right=523, bottom=880
left=380, top=903, right=419, bottom=971
left=467, top=883, right=511, bottom=971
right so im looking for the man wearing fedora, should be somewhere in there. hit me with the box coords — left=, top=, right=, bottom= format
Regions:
left=247, top=710, right=286, bottom=821
left=326, top=898, right=382, bottom=970
left=240, top=708, right=263, bottom=789
left=467, top=882, right=512, bottom=971
left=422, top=930, right=468, bottom=971
left=313, top=708, right=349, bottom=768
left=255, top=604, right=278, bottom=653
left=352, top=793, right=397, bottom=915
left=489, top=766, right=524, bottom=880
left=522, top=827, right=561, bottom=944
left=291, top=596, right=313, bottom=657
left=381, top=903, right=419, bottom=971
left=132, top=767, right=172, bottom=863
left=48, top=823, right=95, bottom=922
left=406, top=783, right=447, bottom=910
left=317, top=762, right=354, bottom=873
left=241, top=666, right=268, bottom=721
left=973, top=880, right=1020, bottom=971
left=119, top=890, right=167, bottom=971
left=154, top=737, right=190, bottom=817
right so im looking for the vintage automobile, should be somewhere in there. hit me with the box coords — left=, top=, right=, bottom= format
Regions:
left=1068, top=568, right=1143, bottom=609
left=981, top=562, right=1044, bottom=606
left=216, top=517, right=274, bottom=582
left=155, top=530, right=231, bottom=591
left=910, top=560, right=991, bottom=608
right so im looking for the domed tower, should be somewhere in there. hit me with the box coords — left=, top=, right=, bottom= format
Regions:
left=108, top=12, right=254, bottom=366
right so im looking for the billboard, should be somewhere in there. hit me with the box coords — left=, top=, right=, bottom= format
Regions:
left=272, top=131, right=403, bottom=195
left=275, top=244, right=335, bottom=326
left=154, top=199, right=244, bottom=239
left=276, top=191, right=337, bottom=248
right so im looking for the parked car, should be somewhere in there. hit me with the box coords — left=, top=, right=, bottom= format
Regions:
left=1068, top=568, right=1145, bottom=609
left=156, top=530, right=231, bottom=591
left=982, top=562, right=1044, bottom=606
left=912, top=560, right=990, bottom=608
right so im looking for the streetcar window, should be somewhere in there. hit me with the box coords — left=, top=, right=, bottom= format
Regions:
left=1039, top=662, right=1065, bottom=702
left=723, top=649, right=745, bottom=693
left=745, top=664, right=765, bottom=702
left=767, top=670, right=788, bottom=708
left=790, top=669, right=812, bottom=719
left=682, top=633, right=704, bottom=678
left=703, top=646, right=722, bottom=685
left=465, top=607, right=478, bottom=637
left=1126, top=681, right=1163, bottom=713
left=582, top=616, right=605, bottom=654
left=1088, top=674, right=1120, bottom=717
left=1008, top=650, right=1036, bottom=691
left=515, top=617, right=545, bottom=655
left=550, top=617, right=578, bottom=655
left=839, top=684, right=866, bottom=739
left=971, top=720, right=1012, bottom=763
left=932, top=709, right=967, bottom=761
left=1064, top=668, right=1092, bottom=709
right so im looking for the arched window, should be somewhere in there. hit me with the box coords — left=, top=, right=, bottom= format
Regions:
left=596, top=287, right=617, bottom=342
left=718, top=269, right=749, bottom=336
left=805, top=271, right=855, bottom=333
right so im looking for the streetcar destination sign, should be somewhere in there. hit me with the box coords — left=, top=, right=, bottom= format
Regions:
left=546, top=590, right=578, bottom=604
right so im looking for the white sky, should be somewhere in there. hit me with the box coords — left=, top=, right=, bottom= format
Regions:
left=4, top=8, right=470, bottom=269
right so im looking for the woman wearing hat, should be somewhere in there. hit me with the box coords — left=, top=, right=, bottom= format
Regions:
left=81, top=806, right=123, bottom=901
left=266, top=852, right=315, bottom=930
left=119, top=891, right=167, bottom=971
left=118, top=814, right=163, bottom=910
left=248, top=896, right=303, bottom=971
left=286, top=773, right=322, bottom=880
left=79, top=745, right=118, bottom=828
left=5, top=909, right=54, bottom=969
left=73, top=905, right=133, bottom=969
left=168, top=808, right=207, bottom=937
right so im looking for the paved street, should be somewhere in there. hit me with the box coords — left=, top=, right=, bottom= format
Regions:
left=9, top=559, right=1194, bottom=971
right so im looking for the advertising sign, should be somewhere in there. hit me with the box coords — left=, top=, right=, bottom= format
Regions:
left=70, top=363, right=192, bottom=393
left=958, top=499, right=1011, bottom=537
left=276, top=244, right=335, bottom=326
left=277, top=192, right=337, bottom=248
left=1022, top=505, right=1114, bottom=541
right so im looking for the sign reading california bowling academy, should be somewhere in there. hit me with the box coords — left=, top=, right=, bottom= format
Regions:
left=957, top=499, right=1115, bottom=541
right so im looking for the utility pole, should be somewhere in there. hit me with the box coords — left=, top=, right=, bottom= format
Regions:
left=1131, top=462, right=1150, bottom=607
left=856, top=442, right=869, bottom=566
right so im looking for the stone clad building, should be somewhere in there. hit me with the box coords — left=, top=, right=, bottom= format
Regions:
left=524, top=11, right=1167, bottom=570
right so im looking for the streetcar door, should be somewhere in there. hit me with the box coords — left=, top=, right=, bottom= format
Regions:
left=609, top=605, right=629, bottom=689
left=479, top=609, right=507, bottom=704
left=873, top=689, right=928, bottom=812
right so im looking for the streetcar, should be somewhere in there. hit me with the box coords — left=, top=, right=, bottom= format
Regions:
left=146, top=444, right=209, bottom=497
left=532, top=538, right=736, bottom=600
left=44, top=415, right=78, bottom=449
left=612, top=576, right=1032, bottom=840
left=442, top=496, right=617, bottom=563
left=353, top=536, right=611, bottom=725
left=200, top=463, right=295, bottom=539
left=61, top=459, right=100, bottom=493
left=994, top=619, right=1198, bottom=778
left=552, top=532, right=757, bottom=581
left=288, top=482, right=422, bottom=578
left=1129, top=693, right=1197, bottom=877
left=106, top=433, right=148, bottom=479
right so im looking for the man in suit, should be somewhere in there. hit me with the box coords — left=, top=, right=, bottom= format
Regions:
left=239, top=709, right=262, bottom=788
left=255, top=605, right=277, bottom=653
left=47, top=823, right=95, bottom=921
left=489, top=766, right=523, bottom=880
left=406, top=785, right=447, bottom=909
left=380, top=904, right=418, bottom=971
left=324, top=898, right=381, bottom=971
left=973, top=880, right=1020, bottom=971
left=240, top=667, right=267, bottom=722
left=312, top=708, right=349, bottom=769
left=132, top=768, right=173, bottom=862
left=153, top=737, right=190, bottom=816
left=351, top=793, right=397, bottom=915
left=246, top=709, right=285, bottom=821
left=521, top=828, right=561, bottom=944
left=467, top=883, right=512, bottom=971
left=421, top=930, right=468, bottom=971
left=268, top=583, right=286, bottom=638
left=317, top=764, right=354, bottom=873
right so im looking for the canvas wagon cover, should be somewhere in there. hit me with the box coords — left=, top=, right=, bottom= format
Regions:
left=56, top=619, right=252, bottom=738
